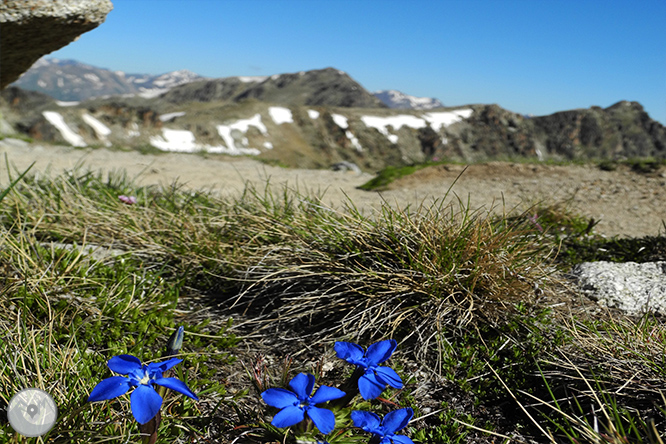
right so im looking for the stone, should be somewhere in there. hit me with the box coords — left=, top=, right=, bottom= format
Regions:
left=0, top=0, right=113, bottom=88
left=331, top=161, right=362, bottom=174
left=569, top=261, right=666, bottom=315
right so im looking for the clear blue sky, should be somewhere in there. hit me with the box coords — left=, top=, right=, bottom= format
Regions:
left=50, top=0, right=666, bottom=124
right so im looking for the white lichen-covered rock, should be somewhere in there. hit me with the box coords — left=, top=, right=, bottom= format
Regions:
left=570, top=261, right=666, bottom=314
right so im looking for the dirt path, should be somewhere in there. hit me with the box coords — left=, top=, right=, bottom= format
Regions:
left=1, top=138, right=665, bottom=238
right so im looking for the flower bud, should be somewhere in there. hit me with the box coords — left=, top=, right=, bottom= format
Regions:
left=165, top=326, right=184, bottom=357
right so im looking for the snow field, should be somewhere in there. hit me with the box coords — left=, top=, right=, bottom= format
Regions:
left=82, top=113, right=112, bottom=146
left=361, top=109, right=473, bottom=143
left=159, top=112, right=186, bottom=122
left=42, top=111, right=87, bottom=147
left=268, top=107, right=293, bottom=125
left=150, top=113, right=273, bottom=155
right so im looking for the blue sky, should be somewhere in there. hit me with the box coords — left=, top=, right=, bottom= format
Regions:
left=50, top=0, right=666, bottom=124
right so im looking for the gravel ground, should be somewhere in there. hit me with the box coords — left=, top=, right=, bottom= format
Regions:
left=1, top=138, right=665, bottom=238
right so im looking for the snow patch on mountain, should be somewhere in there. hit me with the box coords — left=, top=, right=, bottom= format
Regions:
left=361, top=109, right=473, bottom=143
left=238, top=76, right=268, bottom=83
left=216, top=114, right=269, bottom=154
left=150, top=129, right=201, bottom=152
left=347, top=131, right=363, bottom=152
left=42, top=111, right=86, bottom=147
left=361, top=115, right=426, bottom=144
left=332, top=114, right=349, bottom=129
left=330, top=114, right=362, bottom=151
left=424, top=110, right=474, bottom=130
left=269, top=107, right=293, bottom=125
left=148, top=128, right=256, bottom=155
left=82, top=113, right=111, bottom=146
left=373, top=90, right=444, bottom=110
left=159, top=112, right=186, bottom=122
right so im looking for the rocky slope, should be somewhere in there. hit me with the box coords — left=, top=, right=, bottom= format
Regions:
left=2, top=66, right=665, bottom=171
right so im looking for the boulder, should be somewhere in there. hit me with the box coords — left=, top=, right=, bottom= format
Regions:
left=0, top=0, right=113, bottom=88
left=331, top=161, right=362, bottom=174
left=569, top=261, right=666, bottom=315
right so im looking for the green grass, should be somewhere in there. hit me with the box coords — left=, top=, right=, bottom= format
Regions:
left=0, top=163, right=665, bottom=443
left=357, top=160, right=462, bottom=191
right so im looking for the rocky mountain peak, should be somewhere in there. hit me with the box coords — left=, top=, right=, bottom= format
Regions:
left=163, top=67, right=387, bottom=108
left=606, top=100, right=645, bottom=113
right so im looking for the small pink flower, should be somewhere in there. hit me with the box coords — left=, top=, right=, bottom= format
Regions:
left=119, top=195, right=137, bottom=205
left=528, top=213, right=543, bottom=232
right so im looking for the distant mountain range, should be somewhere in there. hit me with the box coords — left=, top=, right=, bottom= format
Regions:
left=10, top=58, right=443, bottom=109
left=10, top=58, right=207, bottom=101
left=2, top=59, right=664, bottom=171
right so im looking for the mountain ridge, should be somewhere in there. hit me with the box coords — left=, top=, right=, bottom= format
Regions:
left=2, top=59, right=665, bottom=171
left=11, top=59, right=441, bottom=110
left=161, top=67, right=387, bottom=108
left=10, top=58, right=208, bottom=101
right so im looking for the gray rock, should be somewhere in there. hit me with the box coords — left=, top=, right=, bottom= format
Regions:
left=570, top=261, right=666, bottom=314
left=0, top=0, right=113, bottom=88
left=0, top=137, right=29, bottom=148
left=331, top=161, right=362, bottom=174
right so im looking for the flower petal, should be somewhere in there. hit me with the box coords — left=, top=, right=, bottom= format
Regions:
left=375, top=365, right=403, bottom=389
left=351, top=410, right=381, bottom=433
left=87, top=376, right=131, bottom=402
left=261, top=388, right=298, bottom=409
left=365, top=339, right=397, bottom=366
left=307, top=406, right=336, bottom=434
left=289, top=373, right=315, bottom=399
left=309, top=385, right=345, bottom=404
left=107, top=355, right=142, bottom=375
left=358, top=370, right=385, bottom=400
left=148, top=357, right=182, bottom=376
left=392, top=435, right=415, bottom=444
left=334, top=341, right=365, bottom=365
left=130, top=384, right=163, bottom=424
left=271, top=405, right=305, bottom=428
left=153, top=377, right=199, bottom=400
left=381, top=408, right=413, bottom=434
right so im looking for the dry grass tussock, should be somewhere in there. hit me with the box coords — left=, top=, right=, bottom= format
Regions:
left=1, top=168, right=555, bottom=365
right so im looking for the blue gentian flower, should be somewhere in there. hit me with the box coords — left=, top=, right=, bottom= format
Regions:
left=261, top=372, right=345, bottom=434
left=88, top=354, right=199, bottom=424
left=335, top=340, right=403, bottom=399
left=352, top=407, right=414, bottom=444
